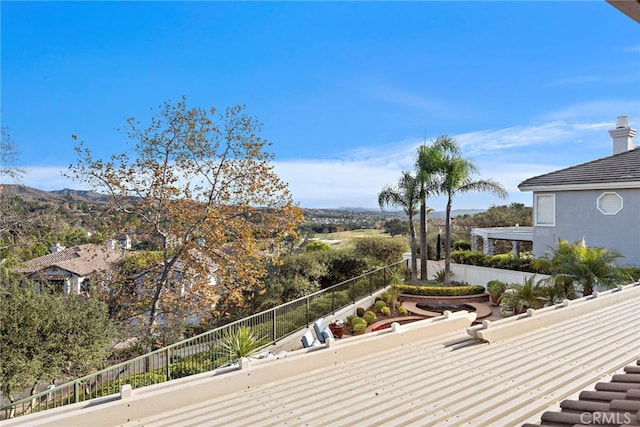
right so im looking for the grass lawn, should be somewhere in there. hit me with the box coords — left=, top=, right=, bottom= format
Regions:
left=313, top=229, right=399, bottom=248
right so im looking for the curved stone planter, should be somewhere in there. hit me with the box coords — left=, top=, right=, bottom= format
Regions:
left=399, top=293, right=490, bottom=306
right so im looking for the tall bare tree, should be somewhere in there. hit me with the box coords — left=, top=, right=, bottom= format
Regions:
left=0, top=126, right=25, bottom=182
left=68, top=98, right=302, bottom=335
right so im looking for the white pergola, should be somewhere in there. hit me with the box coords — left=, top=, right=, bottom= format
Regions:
left=470, top=226, right=533, bottom=256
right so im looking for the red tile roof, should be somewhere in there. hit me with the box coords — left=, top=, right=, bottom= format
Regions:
left=524, top=359, right=640, bottom=426
left=18, top=244, right=124, bottom=277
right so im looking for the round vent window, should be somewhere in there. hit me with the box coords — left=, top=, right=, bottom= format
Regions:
left=597, top=192, right=623, bottom=215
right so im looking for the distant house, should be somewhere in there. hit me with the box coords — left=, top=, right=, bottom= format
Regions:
left=518, top=116, right=639, bottom=266
left=18, top=243, right=125, bottom=294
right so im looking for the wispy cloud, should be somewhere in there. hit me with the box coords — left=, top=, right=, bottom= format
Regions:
left=17, top=116, right=631, bottom=211
left=542, top=100, right=640, bottom=122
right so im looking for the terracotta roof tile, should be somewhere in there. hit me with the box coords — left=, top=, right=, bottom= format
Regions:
left=18, top=244, right=124, bottom=277
left=531, top=359, right=640, bottom=426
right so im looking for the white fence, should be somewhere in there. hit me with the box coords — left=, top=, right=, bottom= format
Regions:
left=404, top=255, right=549, bottom=288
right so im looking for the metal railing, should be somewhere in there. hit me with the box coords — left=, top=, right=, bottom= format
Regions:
left=2, top=260, right=405, bottom=420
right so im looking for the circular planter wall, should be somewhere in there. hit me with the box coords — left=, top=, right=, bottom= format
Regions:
left=399, top=293, right=490, bottom=306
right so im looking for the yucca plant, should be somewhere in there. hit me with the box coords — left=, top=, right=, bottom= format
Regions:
left=219, top=326, right=266, bottom=364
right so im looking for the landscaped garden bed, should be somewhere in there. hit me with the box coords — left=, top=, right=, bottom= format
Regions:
left=337, top=282, right=491, bottom=338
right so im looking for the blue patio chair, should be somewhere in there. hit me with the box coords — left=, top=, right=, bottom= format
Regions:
left=313, top=319, right=335, bottom=343
left=301, top=330, right=321, bottom=348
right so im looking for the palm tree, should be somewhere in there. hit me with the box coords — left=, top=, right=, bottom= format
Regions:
left=415, top=136, right=460, bottom=280
left=437, top=146, right=507, bottom=282
left=545, top=239, right=629, bottom=296
left=378, top=171, right=419, bottom=285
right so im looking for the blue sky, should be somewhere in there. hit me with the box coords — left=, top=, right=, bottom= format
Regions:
left=2, top=1, right=639, bottom=211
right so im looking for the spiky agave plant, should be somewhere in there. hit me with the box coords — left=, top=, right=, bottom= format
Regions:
left=219, top=326, right=266, bottom=364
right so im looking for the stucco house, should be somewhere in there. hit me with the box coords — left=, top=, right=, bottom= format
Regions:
left=17, top=243, right=125, bottom=294
left=518, top=116, right=639, bottom=266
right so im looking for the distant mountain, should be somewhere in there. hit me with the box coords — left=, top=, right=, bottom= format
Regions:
left=2, top=185, right=487, bottom=218
left=2, top=185, right=111, bottom=204
left=429, top=209, right=485, bottom=219
left=50, top=188, right=112, bottom=203
left=334, top=207, right=485, bottom=219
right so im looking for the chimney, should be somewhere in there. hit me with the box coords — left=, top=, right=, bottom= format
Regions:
left=608, top=115, right=636, bottom=155
left=50, top=243, right=65, bottom=253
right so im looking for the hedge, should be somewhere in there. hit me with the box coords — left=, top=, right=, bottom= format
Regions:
left=451, top=250, right=536, bottom=273
left=396, top=284, right=486, bottom=296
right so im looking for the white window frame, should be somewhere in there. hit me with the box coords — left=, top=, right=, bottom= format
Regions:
left=597, top=192, right=623, bottom=215
left=535, top=193, right=555, bottom=226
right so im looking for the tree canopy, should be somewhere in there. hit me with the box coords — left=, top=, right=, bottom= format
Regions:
left=0, top=275, right=115, bottom=404
left=68, top=98, right=302, bottom=336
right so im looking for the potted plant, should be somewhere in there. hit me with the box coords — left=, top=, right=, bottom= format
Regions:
left=518, top=276, right=544, bottom=311
left=498, top=277, right=543, bottom=315
left=498, top=287, right=518, bottom=316
left=486, top=280, right=507, bottom=305
left=329, top=319, right=345, bottom=339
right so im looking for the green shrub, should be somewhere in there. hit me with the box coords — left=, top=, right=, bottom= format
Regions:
left=395, top=284, right=485, bottom=296
left=486, top=280, right=507, bottom=295
left=380, top=306, right=391, bottom=316
left=381, top=292, right=392, bottom=304
left=374, top=300, right=387, bottom=312
left=433, top=268, right=448, bottom=282
left=453, top=240, right=471, bottom=251
left=350, top=317, right=366, bottom=327
left=621, top=267, right=640, bottom=281
left=170, top=360, right=212, bottom=379
left=305, top=240, right=331, bottom=252
left=183, top=324, right=207, bottom=338
left=398, top=306, right=408, bottom=316
left=451, top=250, right=537, bottom=273
left=353, top=237, right=408, bottom=265
left=356, top=307, right=365, bottom=317
left=353, top=322, right=367, bottom=334
left=363, top=310, right=377, bottom=325
left=95, top=372, right=166, bottom=396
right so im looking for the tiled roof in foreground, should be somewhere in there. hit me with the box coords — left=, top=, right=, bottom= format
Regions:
left=523, top=359, right=640, bottom=427
left=8, top=283, right=640, bottom=427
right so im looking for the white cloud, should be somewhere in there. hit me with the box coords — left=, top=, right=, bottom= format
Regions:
left=541, top=100, right=640, bottom=122
left=16, top=167, right=83, bottom=191
left=17, top=116, right=631, bottom=211
left=623, top=45, right=640, bottom=53
left=275, top=117, right=626, bottom=210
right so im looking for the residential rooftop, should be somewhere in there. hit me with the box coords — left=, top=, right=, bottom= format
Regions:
left=17, top=243, right=124, bottom=277
left=518, top=148, right=640, bottom=191
left=7, top=282, right=639, bottom=427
